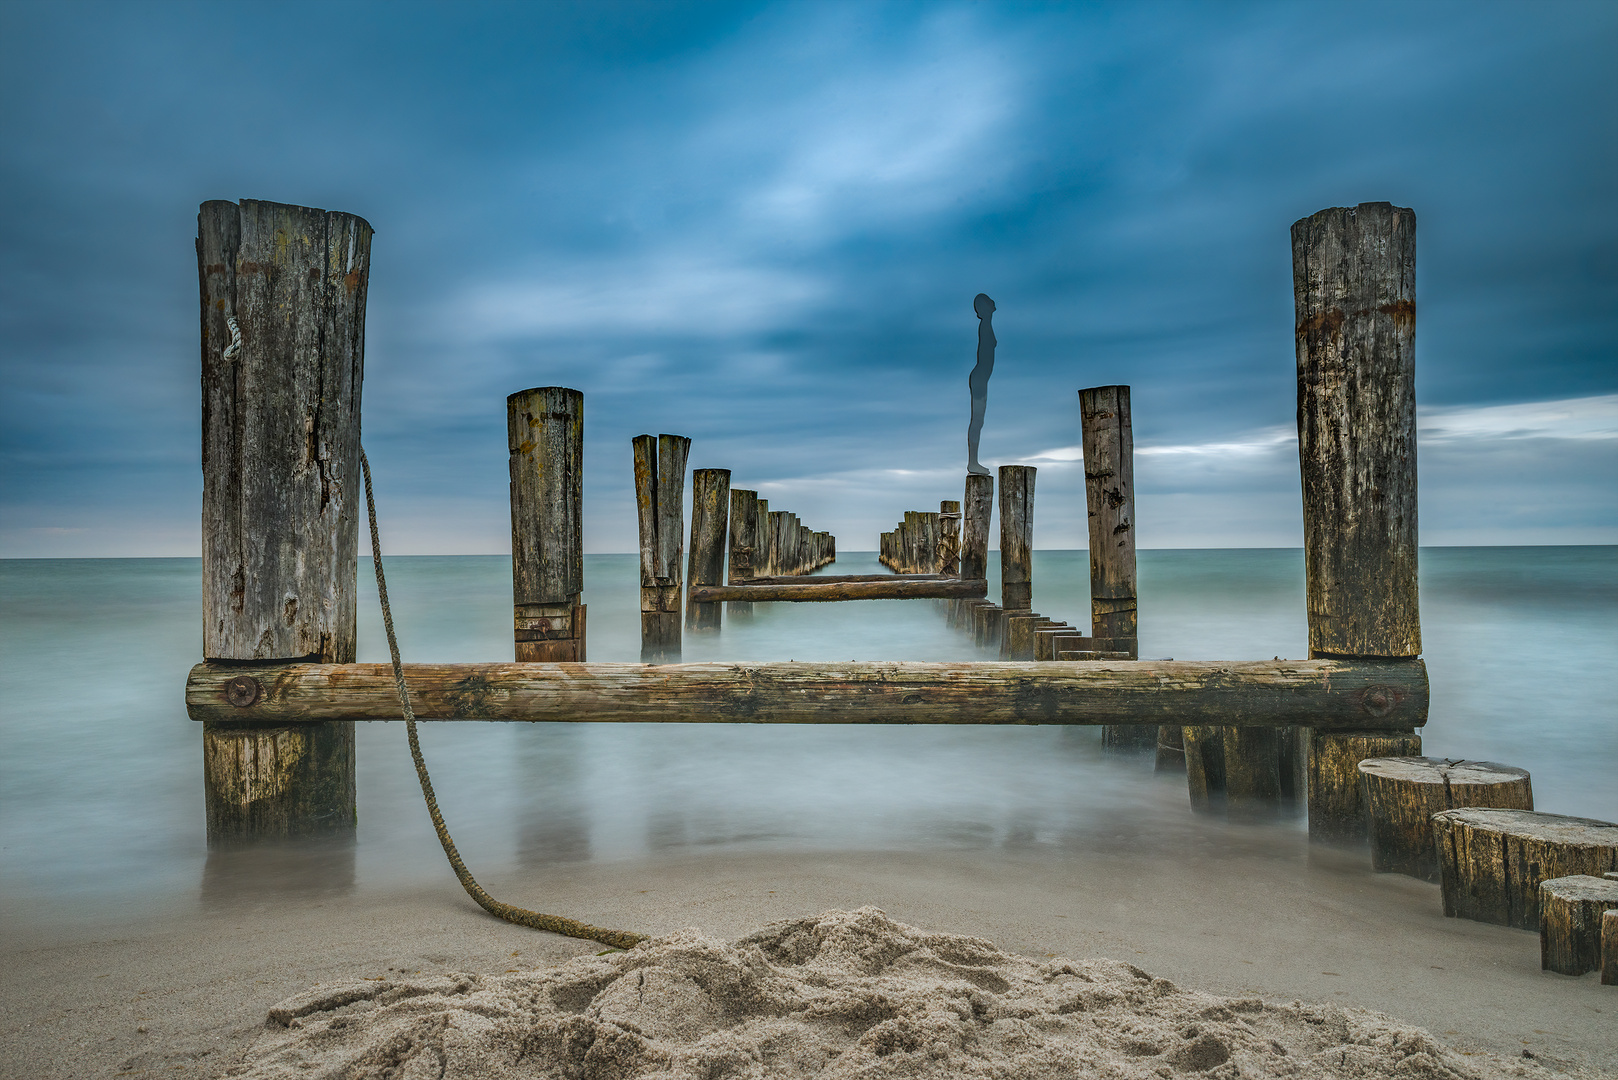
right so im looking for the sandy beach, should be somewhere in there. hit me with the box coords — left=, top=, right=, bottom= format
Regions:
left=3, top=831, right=1611, bottom=1079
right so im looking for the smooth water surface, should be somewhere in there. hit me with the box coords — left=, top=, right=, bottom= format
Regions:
left=2, top=548, right=1613, bottom=934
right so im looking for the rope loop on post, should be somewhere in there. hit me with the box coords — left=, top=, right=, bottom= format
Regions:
left=359, top=446, right=646, bottom=951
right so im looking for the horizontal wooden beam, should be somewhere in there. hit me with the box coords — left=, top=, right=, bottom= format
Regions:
left=689, top=579, right=986, bottom=603
left=188, top=658, right=1427, bottom=730
left=738, top=573, right=946, bottom=586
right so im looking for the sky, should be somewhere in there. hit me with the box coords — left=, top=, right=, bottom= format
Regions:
left=1, top=0, right=1614, bottom=557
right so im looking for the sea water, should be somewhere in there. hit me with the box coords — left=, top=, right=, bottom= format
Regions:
left=1, top=548, right=1613, bottom=933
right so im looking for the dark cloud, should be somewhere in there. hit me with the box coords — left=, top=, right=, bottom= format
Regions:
left=2, top=0, right=1613, bottom=555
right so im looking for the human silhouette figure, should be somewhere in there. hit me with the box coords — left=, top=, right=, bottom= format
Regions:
left=967, top=293, right=996, bottom=476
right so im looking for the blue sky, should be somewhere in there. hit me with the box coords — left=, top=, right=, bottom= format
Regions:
left=2, top=0, right=1613, bottom=557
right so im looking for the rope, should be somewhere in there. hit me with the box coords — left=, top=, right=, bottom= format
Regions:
left=359, top=447, right=646, bottom=951
left=223, top=315, right=243, bottom=363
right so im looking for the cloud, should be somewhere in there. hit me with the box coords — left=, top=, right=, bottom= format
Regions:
left=1419, top=395, right=1618, bottom=443
left=448, top=255, right=827, bottom=340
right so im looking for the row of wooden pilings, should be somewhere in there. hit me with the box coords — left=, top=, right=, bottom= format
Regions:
left=594, top=435, right=840, bottom=664
left=194, top=197, right=1415, bottom=854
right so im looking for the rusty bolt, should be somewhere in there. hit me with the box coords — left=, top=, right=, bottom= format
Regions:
left=1361, top=686, right=1393, bottom=717
left=225, top=675, right=262, bottom=708
left=536, top=617, right=552, bottom=634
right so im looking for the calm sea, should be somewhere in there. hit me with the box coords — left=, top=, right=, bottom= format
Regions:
left=2, top=548, right=1613, bottom=932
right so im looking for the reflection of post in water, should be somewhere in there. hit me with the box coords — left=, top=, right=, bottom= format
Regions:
left=201, top=835, right=356, bottom=904
left=517, top=726, right=592, bottom=865
left=967, top=293, right=996, bottom=476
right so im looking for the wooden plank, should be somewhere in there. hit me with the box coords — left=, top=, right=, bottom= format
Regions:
left=189, top=657, right=1430, bottom=730
left=685, top=468, right=730, bottom=631
left=687, top=579, right=987, bottom=603
left=198, top=198, right=368, bottom=843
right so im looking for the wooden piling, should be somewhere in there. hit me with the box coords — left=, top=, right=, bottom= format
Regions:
left=198, top=198, right=369, bottom=842
left=1080, top=385, right=1148, bottom=751
left=998, top=466, right=1035, bottom=611
left=1294, top=202, right=1422, bottom=842
left=685, top=469, right=730, bottom=632
left=727, top=489, right=758, bottom=617
left=961, top=474, right=993, bottom=582
left=508, top=387, right=585, bottom=662
left=1307, top=729, right=1422, bottom=843
left=1183, top=726, right=1226, bottom=814
left=1222, top=727, right=1281, bottom=817
left=939, top=501, right=961, bottom=576
left=633, top=434, right=690, bottom=662
left=755, top=499, right=772, bottom=577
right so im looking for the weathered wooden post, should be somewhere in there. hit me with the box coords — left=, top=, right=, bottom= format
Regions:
left=1294, top=202, right=1424, bottom=843
left=509, top=387, right=585, bottom=662
left=998, top=466, right=1035, bottom=610
left=633, top=434, right=690, bottom=662
left=685, top=468, right=730, bottom=631
left=755, top=499, right=772, bottom=577
left=961, top=473, right=993, bottom=582
left=198, top=198, right=368, bottom=842
left=727, top=488, right=758, bottom=616
left=938, top=500, right=961, bottom=576
left=1079, top=385, right=1150, bottom=751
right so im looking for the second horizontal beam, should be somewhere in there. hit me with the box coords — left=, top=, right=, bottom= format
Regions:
left=689, top=579, right=987, bottom=602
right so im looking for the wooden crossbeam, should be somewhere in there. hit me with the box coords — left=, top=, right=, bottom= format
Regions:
left=188, top=658, right=1427, bottom=730
left=688, top=579, right=987, bottom=603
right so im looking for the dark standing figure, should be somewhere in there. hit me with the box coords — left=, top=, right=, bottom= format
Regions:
left=967, top=293, right=997, bottom=476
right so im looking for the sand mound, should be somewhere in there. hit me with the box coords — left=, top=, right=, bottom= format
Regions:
left=228, top=908, right=1547, bottom=1079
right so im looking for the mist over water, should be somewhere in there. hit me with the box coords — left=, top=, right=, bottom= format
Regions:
left=2, top=548, right=1613, bottom=936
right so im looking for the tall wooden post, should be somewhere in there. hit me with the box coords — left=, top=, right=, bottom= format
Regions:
left=509, top=387, right=585, bottom=662
left=998, top=466, right=1035, bottom=610
left=938, top=500, right=961, bottom=576
left=1295, top=201, right=1424, bottom=842
left=198, top=198, right=368, bottom=842
left=727, top=488, right=758, bottom=616
left=961, top=473, right=993, bottom=582
left=686, top=468, right=731, bottom=631
left=633, top=434, right=690, bottom=662
left=1080, top=385, right=1149, bottom=750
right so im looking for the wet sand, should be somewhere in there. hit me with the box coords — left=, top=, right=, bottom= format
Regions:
left=2, top=836, right=1611, bottom=1079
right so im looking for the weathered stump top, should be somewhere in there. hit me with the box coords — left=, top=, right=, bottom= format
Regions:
left=1540, top=875, right=1618, bottom=903
left=1431, top=808, right=1617, bottom=844
left=1357, top=757, right=1530, bottom=787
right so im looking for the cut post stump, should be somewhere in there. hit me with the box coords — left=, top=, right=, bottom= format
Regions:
left=1538, top=875, right=1618, bottom=976
left=1358, top=757, right=1532, bottom=881
left=1432, top=809, right=1618, bottom=930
